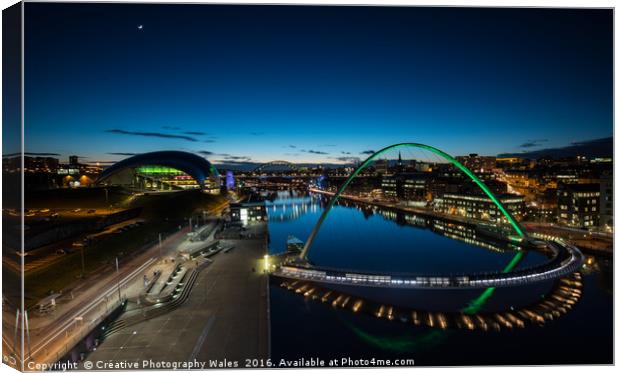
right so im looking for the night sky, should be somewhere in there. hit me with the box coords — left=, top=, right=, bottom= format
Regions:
left=23, top=4, right=613, bottom=165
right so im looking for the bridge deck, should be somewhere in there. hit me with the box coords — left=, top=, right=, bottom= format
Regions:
left=272, top=241, right=584, bottom=289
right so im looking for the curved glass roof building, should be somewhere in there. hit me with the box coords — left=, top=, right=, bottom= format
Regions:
left=96, top=151, right=220, bottom=192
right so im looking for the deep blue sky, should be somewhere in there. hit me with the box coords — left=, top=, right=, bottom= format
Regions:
left=24, top=4, right=612, bottom=165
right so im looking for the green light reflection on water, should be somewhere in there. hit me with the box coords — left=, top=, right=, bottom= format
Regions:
left=340, top=315, right=450, bottom=353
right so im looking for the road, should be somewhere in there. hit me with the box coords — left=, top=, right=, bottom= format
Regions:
left=2, top=227, right=190, bottom=371
left=523, top=222, right=613, bottom=252
left=3, top=194, right=232, bottom=370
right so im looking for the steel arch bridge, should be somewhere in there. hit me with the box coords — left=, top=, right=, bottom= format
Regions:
left=271, top=143, right=583, bottom=312
left=299, top=142, right=526, bottom=260
left=253, top=160, right=300, bottom=173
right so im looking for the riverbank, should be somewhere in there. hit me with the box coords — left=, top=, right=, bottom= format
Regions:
left=308, top=188, right=613, bottom=255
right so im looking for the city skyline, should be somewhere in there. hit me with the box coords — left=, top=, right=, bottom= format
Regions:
left=19, top=4, right=612, bottom=165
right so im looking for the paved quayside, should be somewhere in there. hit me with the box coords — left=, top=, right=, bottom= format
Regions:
left=80, top=223, right=269, bottom=369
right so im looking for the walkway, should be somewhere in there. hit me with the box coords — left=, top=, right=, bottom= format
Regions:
left=82, top=228, right=269, bottom=367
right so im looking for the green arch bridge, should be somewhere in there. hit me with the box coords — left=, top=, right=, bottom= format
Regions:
left=300, top=142, right=525, bottom=260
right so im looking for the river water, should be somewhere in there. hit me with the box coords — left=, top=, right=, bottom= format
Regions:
left=266, top=190, right=613, bottom=366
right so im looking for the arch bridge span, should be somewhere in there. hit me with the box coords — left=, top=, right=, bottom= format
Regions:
left=253, top=160, right=300, bottom=173
left=300, top=143, right=526, bottom=260
left=272, top=143, right=583, bottom=291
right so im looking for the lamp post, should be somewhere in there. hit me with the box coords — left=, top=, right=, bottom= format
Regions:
left=263, top=254, right=269, bottom=273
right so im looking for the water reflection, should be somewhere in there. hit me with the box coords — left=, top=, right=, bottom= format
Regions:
left=266, top=191, right=522, bottom=255
left=274, top=271, right=582, bottom=332
left=267, top=190, right=613, bottom=364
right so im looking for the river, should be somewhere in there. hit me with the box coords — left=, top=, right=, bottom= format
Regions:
left=266, top=190, right=613, bottom=366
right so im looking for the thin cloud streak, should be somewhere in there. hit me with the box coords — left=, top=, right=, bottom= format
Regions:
left=105, top=129, right=199, bottom=142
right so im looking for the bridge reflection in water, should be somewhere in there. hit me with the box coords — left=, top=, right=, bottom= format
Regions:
left=275, top=272, right=582, bottom=332
left=268, top=194, right=518, bottom=253
left=266, top=196, right=320, bottom=222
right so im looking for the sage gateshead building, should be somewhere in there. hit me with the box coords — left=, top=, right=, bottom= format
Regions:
left=96, top=151, right=221, bottom=194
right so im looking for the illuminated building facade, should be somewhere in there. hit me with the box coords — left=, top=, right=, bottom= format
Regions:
left=2, top=155, right=60, bottom=174
left=455, top=153, right=496, bottom=172
left=97, top=151, right=220, bottom=194
left=557, top=183, right=601, bottom=228
left=380, top=173, right=431, bottom=204
left=433, top=193, right=525, bottom=223
left=230, top=200, right=267, bottom=226
left=2, top=155, right=102, bottom=189
left=381, top=176, right=398, bottom=199
left=134, top=166, right=203, bottom=189
left=226, top=170, right=235, bottom=190
left=599, top=170, right=613, bottom=230
left=401, top=174, right=431, bottom=202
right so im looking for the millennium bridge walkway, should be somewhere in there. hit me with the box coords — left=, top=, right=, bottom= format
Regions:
left=272, top=240, right=584, bottom=289
left=271, top=143, right=585, bottom=290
